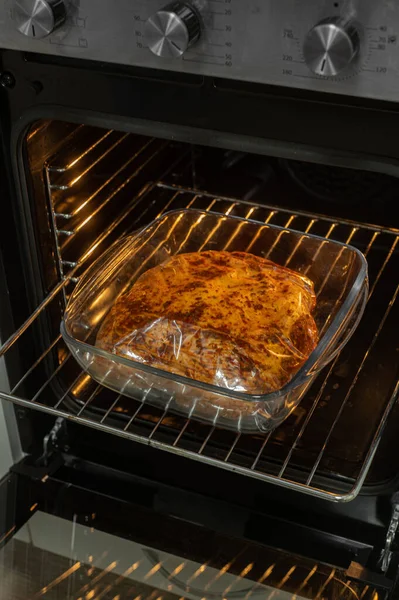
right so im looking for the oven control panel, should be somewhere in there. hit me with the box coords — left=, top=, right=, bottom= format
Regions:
left=1, top=0, right=399, bottom=102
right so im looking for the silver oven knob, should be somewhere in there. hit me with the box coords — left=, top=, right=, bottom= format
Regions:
left=144, top=2, right=201, bottom=58
left=13, top=0, right=66, bottom=39
left=303, top=18, right=360, bottom=77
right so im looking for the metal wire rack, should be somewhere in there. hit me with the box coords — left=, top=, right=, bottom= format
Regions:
left=43, top=124, right=190, bottom=285
left=1, top=129, right=399, bottom=502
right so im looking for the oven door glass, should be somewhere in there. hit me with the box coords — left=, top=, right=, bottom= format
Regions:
left=0, top=474, right=381, bottom=600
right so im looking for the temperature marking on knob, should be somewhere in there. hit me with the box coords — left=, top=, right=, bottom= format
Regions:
left=200, top=0, right=234, bottom=66
left=183, top=58, right=224, bottom=65
left=133, top=17, right=147, bottom=50
left=362, top=66, right=388, bottom=75
left=32, top=24, right=36, bottom=37
left=190, top=52, right=224, bottom=58
left=283, top=28, right=298, bottom=41
left=282, top=55, right=304, bottom=65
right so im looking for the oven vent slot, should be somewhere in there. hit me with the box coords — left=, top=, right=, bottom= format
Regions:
left=1, top=184, right=399, bottom=502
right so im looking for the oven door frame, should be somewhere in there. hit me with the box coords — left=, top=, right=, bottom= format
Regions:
left=1, top=467, right=397, bottom=600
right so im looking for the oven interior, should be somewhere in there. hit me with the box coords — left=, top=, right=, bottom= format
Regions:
left=4, top=118, right=399, bottom=502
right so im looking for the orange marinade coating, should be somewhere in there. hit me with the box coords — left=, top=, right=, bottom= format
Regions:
left=96, top=250, right=318, bottom=394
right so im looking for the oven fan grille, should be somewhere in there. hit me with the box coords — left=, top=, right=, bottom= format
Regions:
left=1, top=126, right=399, bottom=502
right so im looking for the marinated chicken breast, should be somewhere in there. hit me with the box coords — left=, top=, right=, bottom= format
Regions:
left=96, top=250, right=318, bottom=394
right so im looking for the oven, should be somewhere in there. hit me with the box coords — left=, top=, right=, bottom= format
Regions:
left=1, top=1, right=399, bottom=598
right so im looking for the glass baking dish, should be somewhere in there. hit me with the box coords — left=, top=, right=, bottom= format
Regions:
left=61, top=209, right=368, bottom=433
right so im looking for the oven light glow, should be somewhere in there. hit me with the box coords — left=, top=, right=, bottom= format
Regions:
left=316, top=568, right=336, bottom=599
left=95, top=559, right=142, bottom=600
left=70, top=173, right=85, bottom=186
left=187, top=562, right=208, bottom=584
left=90, top=288, right=113, bottom=309
left=91, top=308, right=112, bottom=327
left=223, top=207, right=256, bottom=251
left=66, top=130, right=113, bottom=170
left=33, top=562, right=81, bottom=598
left=246, top=213, right=276, bottom=254
left=243, top=563, right=276, bottom=599
left=0, top=525, right=16, bottom=545
left=126, top=561, right=141, bottom=574
left=295, top=563, right=318, bottom=594
left=100, top=561, right=118, bottom=577
left=144, top=561, right=162, bottom=580
left=72, top=374, right=92, bottom=396
left=222, top=562, right=254, bottom=596
left=168, top=562, right=185, bottom=578
left=204, top=559, right=235, bottom=590
left=79, top=212, right=95, bottom=229
left=241, top=562, right=254, bottom=578
left=277, top=565, right=296, bottom=589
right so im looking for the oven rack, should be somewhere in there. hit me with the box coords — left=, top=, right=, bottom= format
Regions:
left=44, top=124, right=190, bottom=285
left=1, top=185, right=399, bottom=502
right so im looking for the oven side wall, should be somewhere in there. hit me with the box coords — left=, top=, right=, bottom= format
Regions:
left=0, top=402, right=13, bottom=477
left=0, top=345, right=22, bottom=477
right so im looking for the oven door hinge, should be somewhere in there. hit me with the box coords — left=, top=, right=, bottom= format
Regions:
left=40, top=417, right=68, bottom=467
left=379, top=493, right=399, bottom=573
left=11, top=417, right=67, bottom=481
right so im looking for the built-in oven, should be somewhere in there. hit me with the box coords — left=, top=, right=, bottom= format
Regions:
left=1, top=1, right=399, bottom=598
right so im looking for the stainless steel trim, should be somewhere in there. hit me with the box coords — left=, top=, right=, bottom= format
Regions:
left=3, top=1, right=399, bottom=103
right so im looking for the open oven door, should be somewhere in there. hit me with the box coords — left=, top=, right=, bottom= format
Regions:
left=0, top=471, right=394, bottom=600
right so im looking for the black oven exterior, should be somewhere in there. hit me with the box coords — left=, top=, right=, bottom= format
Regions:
left=2, top=28, right=399, bottom=600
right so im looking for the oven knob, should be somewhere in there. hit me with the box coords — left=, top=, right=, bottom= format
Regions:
left=13, top=0, right=66, bottom=39
left=303, top=18, right=360, bottom=76
left=144, top=2, right=201, bottom=58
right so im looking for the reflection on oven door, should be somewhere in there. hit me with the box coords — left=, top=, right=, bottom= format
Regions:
left=0, top=510, right=376, bottom=600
